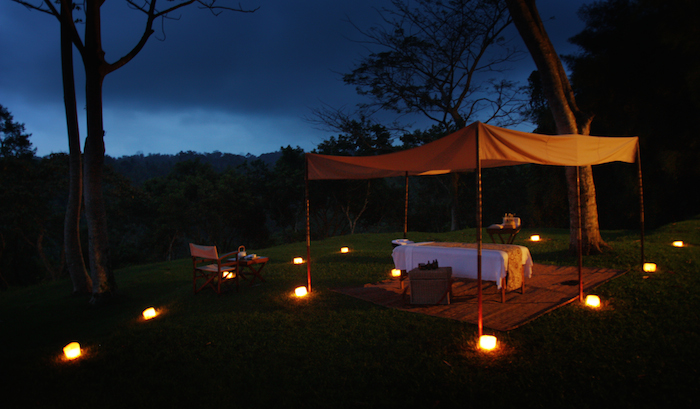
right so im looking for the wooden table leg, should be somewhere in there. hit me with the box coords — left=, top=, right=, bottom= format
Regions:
left=501, top=277, right=506, bottom=303
left=240, top=262, right=267, bottom=286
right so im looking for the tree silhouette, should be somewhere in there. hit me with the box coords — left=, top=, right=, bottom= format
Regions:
left=13, top=0, right=258, bottom=304
left=565, top=0, right=700, bottom=228
left=341, top=0, right=524, bottom=230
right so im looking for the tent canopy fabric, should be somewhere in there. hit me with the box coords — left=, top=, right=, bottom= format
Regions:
left=306, top=122, right=639, bottom=180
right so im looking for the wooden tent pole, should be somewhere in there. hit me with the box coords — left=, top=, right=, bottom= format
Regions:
left=476, top=126, right=483, bottom=337
left=637, top=143, right=645, bottom=271
left=305, top=156, right=312, bottom=293
left=404, top=171, right=409, bottom=239
left=577, top=166, right=583, bottom=302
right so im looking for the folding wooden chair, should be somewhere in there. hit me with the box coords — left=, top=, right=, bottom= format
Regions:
left=189, top=243, right=239, bottom=294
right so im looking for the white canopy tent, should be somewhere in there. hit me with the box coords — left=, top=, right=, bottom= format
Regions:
left=304, top=122, right=643, bottom=334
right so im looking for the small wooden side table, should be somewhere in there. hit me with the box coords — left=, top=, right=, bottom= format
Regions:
left=487, top=226, right=521, bottom=244
left=237, top=257, right=269, bottom=286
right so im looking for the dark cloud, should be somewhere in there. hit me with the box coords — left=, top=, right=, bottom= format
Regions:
left=101, top=1, right=376, bottom=113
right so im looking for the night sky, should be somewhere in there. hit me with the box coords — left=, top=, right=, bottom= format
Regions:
left=1, top=0, right=593, bottom=158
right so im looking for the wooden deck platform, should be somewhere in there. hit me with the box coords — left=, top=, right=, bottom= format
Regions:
left=333, top=263, right=628, bottom=331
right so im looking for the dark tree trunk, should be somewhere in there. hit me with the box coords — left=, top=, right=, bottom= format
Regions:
left=84, top=0, right=116, bottom=303
left=60, top=0, right=91, bottom=295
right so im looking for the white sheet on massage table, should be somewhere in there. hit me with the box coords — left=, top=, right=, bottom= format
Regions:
left=391, top=242, right=533, bottom=289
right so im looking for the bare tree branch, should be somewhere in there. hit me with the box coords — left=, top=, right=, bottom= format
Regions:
left=109, top=1, right=259, bottom=74
left=306, top=102, right=407, bottom=138
left=343, top=0, right=525, bottom=129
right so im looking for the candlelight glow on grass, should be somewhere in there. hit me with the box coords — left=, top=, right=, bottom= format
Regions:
left=530, top=234, right=541, bottom=242
left=391, top=268, right=401, bottom=277
left=142, top=307, right=157, bottom=320
left=294, top=286, right=308, bottom=297
left=63, top=342, right=81, bottom=360
left=340, top=247, right=349, bottom=253
left=672, top=241, right=684, bottom=247
left=643, top=262, right=657, bottom=272
left=293, top=257, right=304, bottom=264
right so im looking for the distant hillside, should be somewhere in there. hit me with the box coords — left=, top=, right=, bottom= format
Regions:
left=105, top=150, right=283, bottom=185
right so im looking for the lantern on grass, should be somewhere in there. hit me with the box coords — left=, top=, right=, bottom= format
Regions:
left=643, top=262, right=657, bottom=272
left=340, top=247, right=349, bottom=253
left=478, top=335, right=497, bottom=351
left=673, top=241, right=684, bottom=247
left=391, top=268, right=402, bottom=278
left=293, top=257, right=304, bottom=265
left=142, top=307, right=157, bottom=320
left=530, top=235, right=541, bottom=242
left=585, top=295, right=601, bottom=308
left=63, top=342, right=81, bottom=360
left=295, top=286, right=308, bottom=297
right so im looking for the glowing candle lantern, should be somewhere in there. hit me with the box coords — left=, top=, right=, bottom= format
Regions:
left=391, top=268, right=402, bottom=278
left=294, top=286, right=308, bottom=297
left=530, top=235, right=541, bottom=242
left=643, top=262, right=657, bottom=272
left=585, top=295, right=601, bottom=308
left=223, top=271, right=234, bottom=279
left=673, top=241, right=684, bottom=247
left=478, top=335, right=497, bottom=351
left=340, top=247, right=349, bottom=253
left=142, top=307, right=157, bottom=320
left=293, top=257, right=304, bottom=264
left=63, top=342, right=81, bottom=360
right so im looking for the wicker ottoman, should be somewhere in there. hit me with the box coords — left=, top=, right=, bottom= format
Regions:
left=408, top=267, right=452, bottom=305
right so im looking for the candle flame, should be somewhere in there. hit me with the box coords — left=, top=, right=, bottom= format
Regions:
left=478, top=335, right=497, bottom=351
left=63, top=342, right=81, bottom=360
left=585, top=295, right=601, bottom=308
left=142, top=307, right=157, bottom=319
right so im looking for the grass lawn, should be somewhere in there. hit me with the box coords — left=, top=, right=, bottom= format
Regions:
left=2, top=217, right=699, bottom=408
